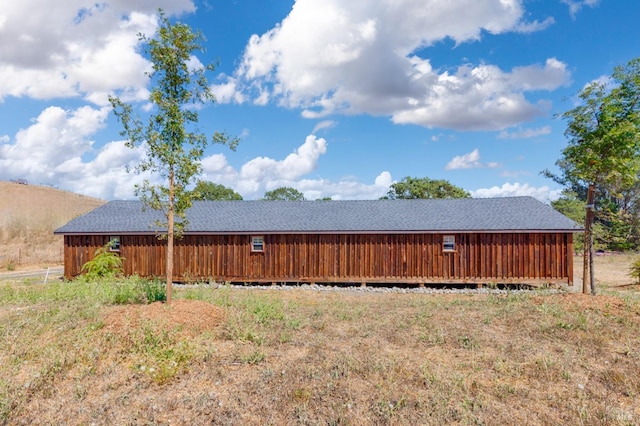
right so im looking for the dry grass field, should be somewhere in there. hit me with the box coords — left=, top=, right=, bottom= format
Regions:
left=0, top=183, right=639, bottom=425
left=0, top=259, right=638, bottom=425
left=0, top=181, right=104, bottom=269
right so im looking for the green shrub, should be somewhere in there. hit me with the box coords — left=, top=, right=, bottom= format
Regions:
left=141, top=278, right=166, bottom=303
left=629, top=257, right=640, bottom=284
left=62, top=275, right=166, bottom=305
left=108, top=276, right=166, bottom=305
left=81, top=243, right=123, bottom=280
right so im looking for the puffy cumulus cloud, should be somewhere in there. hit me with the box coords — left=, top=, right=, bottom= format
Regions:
left=210, top=76, right=246, bottom=104
left=391, top=59, right=566, bottom=130
left=233, top=0, right=569, bottom=131
left=445, top=149, right=499, bottom=170
left=202, top=135, right=328, bottom=196
left=199, top=135, right=390, bottom=200
left=446, top=149, right=481, bottom=170
left=0, top=106, right=108, bottom=179
left=374, top=171, right=393, bottom=188
left=54, top=141, right=150, bottom=199
left=0, top=104, right=151, bottom=198
left=295, top=173, right=391, bottom=200
left=471, top=182, right=562, bottom=203
left=0, top=110, right=391, bottom=200
left=240, top=135, right=327, bottom=181
left=0, top=1, right=195, bottom=103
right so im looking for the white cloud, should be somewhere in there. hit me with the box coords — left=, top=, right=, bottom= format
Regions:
left=561, top=0, right=600, bottom=18
left=312, top=120, right=337, bottom=133
left=296, top=173, right=390, bottom=200
left=233, top=0, right=570, bottom=131
left=0, top=106, right=389, bottom=200
left=471, top=182, right=562, bottom=203
left=211, top=76, right=245, bottom=104
left=201, top=135, right=390, bottom=200
left=0, top=2, right=195, bottom=104
left=374, top=171, right=393, bottom=188
left=239, top=135, right=327, bottom=181
left=0, top=106, right=106, bottom=177
left=498, top=126, right=551, bottom=139
left=446, top=149, right=499, bottom=170
left=446, top=149, right=482, bottom=170
left=513, top=16, right=555, bottom=33
left=0, top=104, right=153, bottom=197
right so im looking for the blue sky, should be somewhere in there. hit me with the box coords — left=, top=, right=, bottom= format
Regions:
left=1, top=0, right=638, bottom=201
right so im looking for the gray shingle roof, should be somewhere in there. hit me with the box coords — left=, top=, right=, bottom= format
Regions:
left=54, top=196, right=583, bottom=235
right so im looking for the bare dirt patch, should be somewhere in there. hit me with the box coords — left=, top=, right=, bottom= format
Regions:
left=102, top=299, right=226, bottom=337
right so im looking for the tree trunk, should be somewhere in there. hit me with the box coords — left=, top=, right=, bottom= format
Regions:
left=583, top=183, right=596, bottom=295
left=166, top=169, right=175, bottom=305
left=589, top=224, right=596, bottom=295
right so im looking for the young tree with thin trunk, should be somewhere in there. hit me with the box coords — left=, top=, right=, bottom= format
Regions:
left=550, top=58, right=640, bottom=294
left=109, top=10, right=238, bottom=304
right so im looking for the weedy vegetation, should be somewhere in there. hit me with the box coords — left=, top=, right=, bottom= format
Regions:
left=81, top=243, right=124, bottom=280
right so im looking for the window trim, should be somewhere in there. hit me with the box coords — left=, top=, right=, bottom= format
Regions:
left=251, top=236, right=265, bottom=253
left=109, top=236, right=121, bottom=252
left=443, top=235, right=456, bottom=252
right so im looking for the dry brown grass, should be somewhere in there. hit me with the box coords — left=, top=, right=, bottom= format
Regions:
left=574, top=253, right=640, bottom=294
left=1, top=259, right=639, bottom=425
left=0, top=181, right=104, bottom=269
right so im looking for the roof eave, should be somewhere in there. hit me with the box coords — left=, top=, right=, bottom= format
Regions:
left=55, top=228, right=584, bottom=235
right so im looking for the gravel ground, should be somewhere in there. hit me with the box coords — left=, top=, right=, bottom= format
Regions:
left=175, top=281, right=567, bottom=295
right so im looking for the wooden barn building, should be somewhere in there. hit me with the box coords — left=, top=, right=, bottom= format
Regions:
left=54, top=197, right=582, bottom=286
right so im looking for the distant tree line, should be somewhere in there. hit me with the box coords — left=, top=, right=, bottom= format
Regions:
left=193, top=176, right=470, bottom=203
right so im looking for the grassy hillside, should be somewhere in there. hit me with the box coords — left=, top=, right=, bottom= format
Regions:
left=0, top=181, right=105, bottom=269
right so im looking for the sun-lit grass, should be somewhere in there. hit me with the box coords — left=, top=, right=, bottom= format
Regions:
left=0, top=275, right=164, bottom=306
left=1, top=274, right=638, bottom=425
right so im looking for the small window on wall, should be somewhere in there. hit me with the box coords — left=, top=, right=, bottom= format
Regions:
left=109, top=236, right=121, bottom=252
left=251, top=236, right=264, bottom=252
left=443, top=235, right=455, bottom=252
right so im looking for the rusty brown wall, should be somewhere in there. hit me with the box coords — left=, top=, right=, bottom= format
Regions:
left=63, top=232, right=574, bottom=284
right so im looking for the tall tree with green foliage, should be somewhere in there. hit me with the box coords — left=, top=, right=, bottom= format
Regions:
left=548, top=57, right=640, bottom=294
left=551, top=190, right=587, bottom=253
left=383, top=176, right=470, bottom=199
left=263, top=187, right=306, bottom=201
left=109, top=10, right=239, bottom=304
left=193, top=181, right=243, bottom=201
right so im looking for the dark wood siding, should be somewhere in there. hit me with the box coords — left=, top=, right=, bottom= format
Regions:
left=63, top=232, right=574, bottom=285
